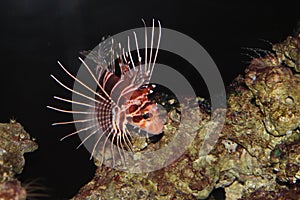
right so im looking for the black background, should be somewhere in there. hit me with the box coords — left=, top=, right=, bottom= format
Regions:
left=0, top=0, right=299, bottom=199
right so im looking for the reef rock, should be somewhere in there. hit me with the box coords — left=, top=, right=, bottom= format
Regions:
left=0, top=120, right=38, bottom=200
left=73, top=34, right=300, bottom=200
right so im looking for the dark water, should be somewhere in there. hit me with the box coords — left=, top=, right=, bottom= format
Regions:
left=0, top=1, right=299, bottom=199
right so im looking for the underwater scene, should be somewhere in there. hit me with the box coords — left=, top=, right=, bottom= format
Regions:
left=0, top=1, right=299, bottom=199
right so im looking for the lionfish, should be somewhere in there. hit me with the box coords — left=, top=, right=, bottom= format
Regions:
left=48, top=19, right=164, bottom=167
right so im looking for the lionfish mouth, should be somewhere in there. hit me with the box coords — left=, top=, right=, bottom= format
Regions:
left=48, top=19, right=164, bottom=167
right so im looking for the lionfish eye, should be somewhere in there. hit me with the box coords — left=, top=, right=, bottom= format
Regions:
left=142, top=113, right=152, bottom=119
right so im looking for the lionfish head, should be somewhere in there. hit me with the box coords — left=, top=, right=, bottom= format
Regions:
left=132, top=103, right=164, bottom=135
left=127, top=85, right=164, bottom=135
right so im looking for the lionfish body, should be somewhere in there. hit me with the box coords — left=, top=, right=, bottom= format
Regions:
left=48, top=20, right=163, bottom=166
left=97, top=71, right=162, bottom=135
